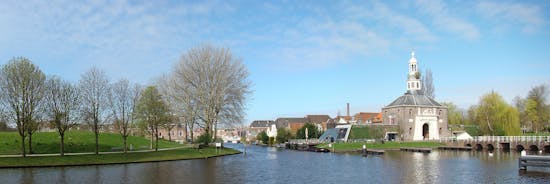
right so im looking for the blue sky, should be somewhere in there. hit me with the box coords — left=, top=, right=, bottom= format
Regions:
left=1, top=0, right=549, bottom=125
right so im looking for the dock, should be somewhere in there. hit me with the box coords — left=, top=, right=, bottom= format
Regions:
left=359, top=149, right=385, bottom=156
left=400, top=147, right=432, bottom=153
left=519, top=155, right=550, bottom=170
left=438, top=146, right=472, bottom=151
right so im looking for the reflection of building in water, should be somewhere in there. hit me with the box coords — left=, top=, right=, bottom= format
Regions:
left=382, top=52, right=450, bottom=141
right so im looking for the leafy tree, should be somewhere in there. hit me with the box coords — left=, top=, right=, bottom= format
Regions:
left=256, top=131, right=269, bottom=144
left=525, top=85, right=549, bottom=133
left=0, top=57, right=46, bottom=157
left=135, top=86, right=170, bottom=151
left=470, top=91, right=520, bottom=136
left=296, top=123, right=322, bottom=139
left=276, top=128, right=292, bottom=143
left=441, top=102, right=463, bottom=125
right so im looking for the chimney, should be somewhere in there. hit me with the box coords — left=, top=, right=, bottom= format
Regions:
left=346, top=103, right=350, bottom=117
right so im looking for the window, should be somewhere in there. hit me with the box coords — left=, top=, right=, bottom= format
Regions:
left=416, top=82, right=419, bottom=88
left=409, top=109, right=412, bottom=115
left=179, top=131, right=183, bottom=137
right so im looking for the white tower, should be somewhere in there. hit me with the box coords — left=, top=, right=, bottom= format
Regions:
left=407, top=51, right=421, bottom=92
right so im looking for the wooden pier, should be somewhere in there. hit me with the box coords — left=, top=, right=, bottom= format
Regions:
left=361, top=149, right=384, bottom=155
left=438, top=146, right=472, bottom=151
left=519, top=155, right=550, bottom=170
left=400, top=147, right=432, bottom=153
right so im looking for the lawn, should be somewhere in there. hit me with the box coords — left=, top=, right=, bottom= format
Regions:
left=0, top=131, right=182, bottom=155
left=317, top=141, right=445, bottom=152
left=0, top=147, right=240, bottom=168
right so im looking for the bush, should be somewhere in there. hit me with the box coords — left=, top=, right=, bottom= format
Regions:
left=256, top=131, right=268, bottom=144
left=196, top=133, right=212, bottom=146
left=276, top=128, right=292, bottom=143
left=268, top=137, right=275, bottom=145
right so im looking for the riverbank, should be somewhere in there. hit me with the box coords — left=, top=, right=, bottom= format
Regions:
left=0, top=147, right=240, bottom=168
left=316, top=141, right=445, bottom=153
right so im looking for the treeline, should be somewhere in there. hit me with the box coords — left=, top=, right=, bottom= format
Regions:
left=0, top=45, right=251, bottom=157
left=443, top=85, right=549, bottom=136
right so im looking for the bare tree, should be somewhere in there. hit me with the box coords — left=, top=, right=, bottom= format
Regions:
left=173, top=45, right=251, bottom=142
left=45, top=76, right=79, bottom=156
left=422, top=69, right=435, bottom=98
left=79, top=67, right=110, bottom=155
left=0, top=57, right=46, bottom=157
left=110, top=79, right=141, bottom=153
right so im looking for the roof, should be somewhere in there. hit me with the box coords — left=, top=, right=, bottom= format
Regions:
left=275, top=117, right=308, bottom=128
left=354, top=112, right=379, bottom=122
left=386, top=90, right=442, bottom=107
left=250, top=120, right=274, bottom=128
left=306, top=115, right=331, bottom=123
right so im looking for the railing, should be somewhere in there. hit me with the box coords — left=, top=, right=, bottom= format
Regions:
left=439, top=136, right=550, bottom=143
left=288, top=139, right=321, bottom=144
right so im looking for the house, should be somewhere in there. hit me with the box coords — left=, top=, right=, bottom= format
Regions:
left=158, top=123, right=187, bottom=143
left=276, top=117, right=308, bottom=134
left=249, top=120, right=275, bottom=138
left=354, top=112, right=380, bottom=124
left=305, top=115, right=331, bottom=131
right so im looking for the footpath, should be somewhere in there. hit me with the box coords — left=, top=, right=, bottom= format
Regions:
left=0, top=145, right=192, bottom=158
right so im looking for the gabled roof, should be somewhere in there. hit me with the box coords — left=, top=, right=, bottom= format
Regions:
left=386, top=90, right=442, bottom=107
left=250, top=120, right=274, bottom=128
left=354, top=112, right=379, bottom=121
left=275, top=117, right=307, bottom=128
left=306, top=115, right=331, bottom=123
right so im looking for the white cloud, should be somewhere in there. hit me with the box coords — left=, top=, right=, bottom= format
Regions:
left=415, top=0, right=480, bottom=40
left=476, top=1, right=546, bottom=33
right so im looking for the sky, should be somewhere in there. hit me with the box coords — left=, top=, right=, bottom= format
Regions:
left=0, top=0, right=549, bottom=126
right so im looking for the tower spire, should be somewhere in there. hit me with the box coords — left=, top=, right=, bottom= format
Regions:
left=406, top=51, right=421, bottom=92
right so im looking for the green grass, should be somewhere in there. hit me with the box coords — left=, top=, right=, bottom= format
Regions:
left=348, top=125, right=399, bottom=139
left=524, top=132, right=550, bottom=136
left=317, top=141, right=445, bottom=152
left=0, top=131, right=182, bottom=155
left=0, top=147, right=240, bottom=168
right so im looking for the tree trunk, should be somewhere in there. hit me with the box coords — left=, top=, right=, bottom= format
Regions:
left=60, top=133, right=65, bottom=156
left=123, top=136, right=127, bottom=153
left=168, top=131, right=172, bottom=142
left=28, top=133, right=33, bottom=154
left=189, top=123, right=194, bottom=143
left=184, top=123, right=188, bottom=142
left=155, top=126, right=159, bottom=151
left=95, top=131, right=99, bottom=155
left=21, top=135, right=26, bottom=157
left=150, top=131, right=153, bottom=150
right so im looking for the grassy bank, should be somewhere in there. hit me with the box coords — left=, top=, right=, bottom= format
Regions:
left=0, top=131, right=181, bottom=155
left=317, top=141, right=445, bottom=152
left=0, top=147, right=240, bottom=168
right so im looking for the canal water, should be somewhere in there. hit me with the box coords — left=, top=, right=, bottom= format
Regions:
left=1, top=144, right=550, bottom=184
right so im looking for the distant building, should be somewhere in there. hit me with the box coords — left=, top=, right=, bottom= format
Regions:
left=354, top=112, right=380, bottom=124
left=381, top=52, right=450, bottom=141
left=249, top=120, right=275, bottom=138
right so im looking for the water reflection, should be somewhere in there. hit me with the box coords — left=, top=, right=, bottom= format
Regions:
left=1, top=144, right=550, bottom=184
